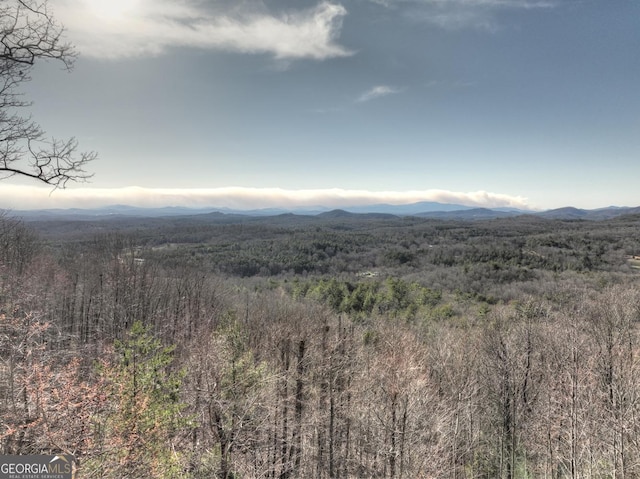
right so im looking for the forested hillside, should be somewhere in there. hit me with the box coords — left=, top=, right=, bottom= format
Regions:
left=3, top=211, right=640, bottom=478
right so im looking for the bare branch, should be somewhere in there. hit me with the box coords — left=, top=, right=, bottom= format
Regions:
left=0, top=0, right=95, bottom=187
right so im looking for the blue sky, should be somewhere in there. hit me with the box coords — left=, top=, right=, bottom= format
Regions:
left=2, top=0, right=639, bottom=211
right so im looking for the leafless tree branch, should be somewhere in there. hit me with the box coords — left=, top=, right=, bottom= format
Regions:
left=0, top=0, right=95, bottom=187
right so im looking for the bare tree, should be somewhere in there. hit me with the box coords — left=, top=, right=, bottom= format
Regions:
left=585, top=286, right=640, bottom=479
left=0, top=0, right=95, bottom=187
left=480, top=300, right=547, bottom=479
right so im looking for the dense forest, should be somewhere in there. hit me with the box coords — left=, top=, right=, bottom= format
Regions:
left=3, top=210, right=640, bottom=478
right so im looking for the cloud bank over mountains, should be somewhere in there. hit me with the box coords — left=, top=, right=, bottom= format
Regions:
left=1, top=185, right=532, bottom=211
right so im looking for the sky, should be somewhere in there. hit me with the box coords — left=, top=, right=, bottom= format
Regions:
left=2, top=0, right=639, bottom=211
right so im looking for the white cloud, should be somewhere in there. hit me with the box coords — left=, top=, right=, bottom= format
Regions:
left=425, top=9, right=497, bottom=31
left=373, top=0, right=556, bottom=31
left=375, top=0, right=555, bottom=8
left=51, top=0, right=353, bottom=60
left=357, top=85, right=402, bottom=102
left=0, top=185, right=532, bottom=211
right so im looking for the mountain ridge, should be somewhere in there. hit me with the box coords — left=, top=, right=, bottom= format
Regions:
left=6, top=203, right=640, bottom=221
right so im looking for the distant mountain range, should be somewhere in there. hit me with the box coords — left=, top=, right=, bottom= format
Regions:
left=7, top=202, right=640, bottom=221
left=534, top=206, right=640, bottom=220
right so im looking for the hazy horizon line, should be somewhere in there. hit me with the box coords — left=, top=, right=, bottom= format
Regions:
left=0, top=185, right=540, bottom=211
